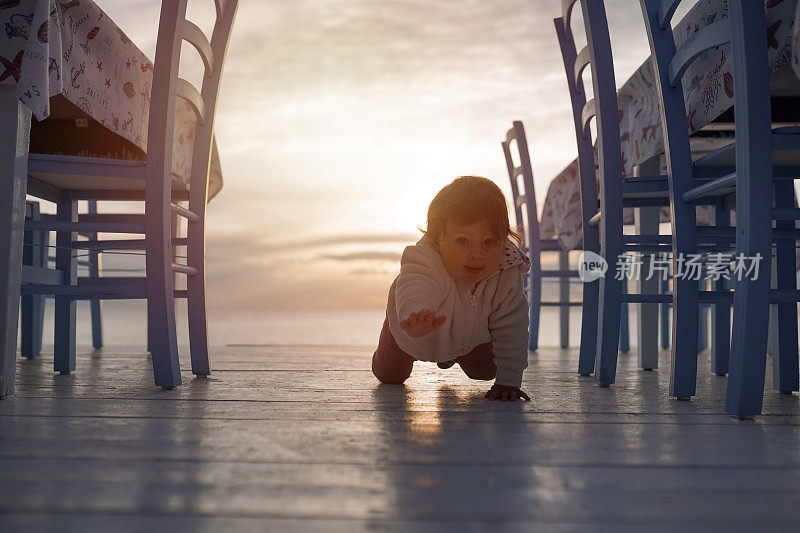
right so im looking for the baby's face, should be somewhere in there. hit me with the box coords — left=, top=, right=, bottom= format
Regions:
left=436, top=220, right=503, bottom=284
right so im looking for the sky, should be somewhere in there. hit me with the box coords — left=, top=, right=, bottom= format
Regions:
left=98, top=0, right=663, bottom=313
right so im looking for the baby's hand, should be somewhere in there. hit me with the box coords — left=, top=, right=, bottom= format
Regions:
left=400, top=309, right=446, bottom=338
left=484, top=384, right=530, bottom=402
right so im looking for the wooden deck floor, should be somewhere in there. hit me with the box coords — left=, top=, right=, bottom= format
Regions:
left=1, top=343, right=800, bottom=531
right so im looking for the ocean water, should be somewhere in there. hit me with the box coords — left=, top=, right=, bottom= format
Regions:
left=30, top=300, right=633, bottom=350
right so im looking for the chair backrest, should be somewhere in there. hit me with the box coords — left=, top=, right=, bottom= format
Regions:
left=502, top=121, right=538, bottom=256
left=554, top=0, right=621, bottom=251
left=146, top=0, right=238, bottom=214
left=639, top=0, right=772, bottom=202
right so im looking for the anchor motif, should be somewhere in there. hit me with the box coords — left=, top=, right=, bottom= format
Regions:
left=121, top=111, right=133, bottom=133
left=70, top=61, right=85, bottom=89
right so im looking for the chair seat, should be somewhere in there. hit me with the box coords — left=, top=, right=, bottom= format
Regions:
left=27, top=153, right=188, bottom=191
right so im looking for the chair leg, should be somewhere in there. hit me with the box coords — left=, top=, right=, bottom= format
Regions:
left=54, top=191, right=77, bottom=374
left=559, top=250, right=570, bottom=348
left=595, top=273, right=623, bottom=386
left=21, top=202, right=43, bottom=359
left=89, top=298, right=103, bottom=349
left=186, top=208, right=210, bottom=377
left=725, top=195, right=772, bottom=410
left=773, top=180, right=799, bottom=393
left=711, top=199, right=731, bottom=375
left=528, top=261, right=542, bottom=352
left=577, top=223, right=600, bottom=376
left=34, top=229, right=48, bottom=356
left=0, top=86, right=31, bottom=397
left=725, top=0, right=776, bottom=419
left=145, top=194, right=182, bottom=389
left=619, top=284, right=629, bottom=354
left=87, top=201, right=102, bottom=349
left=660, top=277, right=670, bottom=349
left=668, top=202, right=699, bottom=400
left=669, top=275, right=699, bottom=399
left=594, top=213, right=624, bottom=386
left=697, top=301, right=708, bottom=353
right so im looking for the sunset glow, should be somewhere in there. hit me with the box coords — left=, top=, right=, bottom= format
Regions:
left=98, top=0, right=654, bottom=312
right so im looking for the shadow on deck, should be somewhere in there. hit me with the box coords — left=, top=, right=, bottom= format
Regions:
left=0, top=344, right=799, bottom=531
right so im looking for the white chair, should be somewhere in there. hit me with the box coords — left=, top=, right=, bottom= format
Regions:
left=20, top=0, right=238, bottom=388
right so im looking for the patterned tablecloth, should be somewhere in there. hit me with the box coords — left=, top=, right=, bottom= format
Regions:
left=0, top=0, right=223, bottom=199
left=540, top=0, right=800, bottom=250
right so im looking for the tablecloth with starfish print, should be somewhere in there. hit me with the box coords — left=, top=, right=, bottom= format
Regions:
left=539, top=0, right=800, bottom=251
left=0, top=0, right=223, bottom=199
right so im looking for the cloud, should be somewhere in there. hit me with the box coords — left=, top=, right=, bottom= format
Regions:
left=318, top=251, right=401, bottom=262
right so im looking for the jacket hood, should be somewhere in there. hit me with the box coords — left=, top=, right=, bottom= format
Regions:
left=500, top=240, right=531, bottom=272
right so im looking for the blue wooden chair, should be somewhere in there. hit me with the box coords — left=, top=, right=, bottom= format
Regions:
left=555, top=0, right=675, bottom=382
left=503, top=121, right=632, bottom=353
left=640, top=0, right=800, bottom=415
left=502, top=121, right=578, bottom=350
left=20, top=0, right=238, bottom=388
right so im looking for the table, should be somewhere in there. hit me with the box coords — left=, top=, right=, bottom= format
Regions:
left=540, top=0, right=800, bottom=251
left=0, top=0, right=223, bottom=197
left=0, top=0, right=224, bottom=396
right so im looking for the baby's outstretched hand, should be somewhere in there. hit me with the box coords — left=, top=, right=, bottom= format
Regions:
left=484, top=384, right=530, bottom=402
left=400, top=309, right=446, bottom=338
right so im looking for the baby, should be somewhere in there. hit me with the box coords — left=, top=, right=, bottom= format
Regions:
left=372, top=176, right=531, bottom=402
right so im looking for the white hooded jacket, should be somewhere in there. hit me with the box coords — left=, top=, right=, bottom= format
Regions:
left=386, top=236, right=531, bottom=387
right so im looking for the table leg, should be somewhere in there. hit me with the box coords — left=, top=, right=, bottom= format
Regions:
left=634, top=157, right=661, bottom=370
left=0, top=85, right=32, bottom=397
left=635, top=206, right=660, bottom=370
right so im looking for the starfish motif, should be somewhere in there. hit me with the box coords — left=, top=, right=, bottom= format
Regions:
left=105, top=78, right=111, bottom=87
left=96, top=61, right=102, bottom=71
left=0, top=50, right=24, bottom=83
left=125, top=59, right=131, bottom=69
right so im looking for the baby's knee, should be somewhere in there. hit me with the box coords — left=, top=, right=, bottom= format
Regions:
left=374, top=374, right=409, bottom=385
left=372, top=357, right=412, bottom=384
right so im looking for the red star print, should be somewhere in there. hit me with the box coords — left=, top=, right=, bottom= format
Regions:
left=125, top=59, right=131, bottom=69
left=105, top=78, right=111, bottom=87
left=0, top=50, right=24, bottom=83
left=96, top=61, right=102, bottom=71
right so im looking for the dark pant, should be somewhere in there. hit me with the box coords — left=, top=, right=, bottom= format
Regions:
left=372, top=318, right=497, bottom=384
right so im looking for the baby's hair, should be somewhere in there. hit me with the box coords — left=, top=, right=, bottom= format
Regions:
left=422, top=176, right=524, bottom=247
